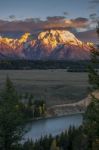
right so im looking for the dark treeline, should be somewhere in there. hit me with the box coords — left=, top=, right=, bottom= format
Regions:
left=17, top=91, right=46, bottom=119
left=19, top=98, right=46, bottom=120
left=20, top=126, right=90, bottom=150
left=0, top=59, right=98, bottom=71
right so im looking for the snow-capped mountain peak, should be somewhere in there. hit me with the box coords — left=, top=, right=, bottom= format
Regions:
left=0, top=29, right=94, bottom=60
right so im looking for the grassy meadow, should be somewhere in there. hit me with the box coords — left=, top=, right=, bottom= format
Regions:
left=0, top=70, right=89, bottom=106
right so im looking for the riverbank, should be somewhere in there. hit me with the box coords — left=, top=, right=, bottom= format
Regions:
left=25, top=90, right=99, bottom=122
left=25, top=110, right=85, bottom=123
left=47, top=91, right=94, bottom=117
left=25, top=95, right=89, bottom=122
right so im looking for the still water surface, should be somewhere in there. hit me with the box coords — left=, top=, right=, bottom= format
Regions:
left=25, top=113, right=83, bottom=141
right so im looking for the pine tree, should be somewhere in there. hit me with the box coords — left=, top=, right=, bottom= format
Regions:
left=0, top=77, right=25, bottom=150
left=83, top=23, right=99, bottom=150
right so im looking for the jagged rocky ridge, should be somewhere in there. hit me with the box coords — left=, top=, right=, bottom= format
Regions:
left=0, top=30, right=94, bottom=60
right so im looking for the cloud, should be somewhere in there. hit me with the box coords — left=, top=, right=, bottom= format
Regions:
left=73, top=17, right=89, bottom=25
left=45, top=17, right=89, bottom=29
left=77, top=29, right=98, bottom=43
left=9, top=15, right=16, bottom=20
left=25, top=18, right=41, bottom=23
left=89, top=13, right=99, bottom=23
left=70, top=17, right=90, bottom=28
left=89, top=0, right=99, bottom=4
left=89, top=13, right=97, bottom=19
left=63, top=12, right=69, bottom=16
left=88, top=5, right=96, bottom=10
left=0, top=16, right=90, bottom=32
left=88, top=0, right=99, bottom=11
left=73, top=17, right=89, bottom=22
left=89, top=13, right=99, bottom=26
left=46, top=16, right=65, bottom=22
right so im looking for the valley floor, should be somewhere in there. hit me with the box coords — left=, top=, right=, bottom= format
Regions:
left=1, top=69, right=99, bottom=119
left=0, top=69, right=89, bottom=107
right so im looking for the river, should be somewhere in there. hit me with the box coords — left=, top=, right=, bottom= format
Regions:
left=24, top=113, right=83, bottom=141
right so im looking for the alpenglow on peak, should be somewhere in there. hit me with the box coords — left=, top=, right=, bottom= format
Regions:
left=0, top=29, right=94, bottom=60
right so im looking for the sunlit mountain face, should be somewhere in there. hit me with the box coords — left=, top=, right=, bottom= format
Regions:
left=0, top=29, right=94, bottom=60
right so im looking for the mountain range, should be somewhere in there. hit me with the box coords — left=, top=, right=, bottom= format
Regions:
left=0, top=29, right=94, bottom=60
